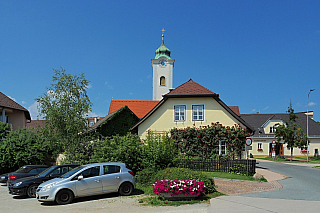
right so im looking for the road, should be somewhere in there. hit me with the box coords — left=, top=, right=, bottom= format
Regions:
left=242, top=161, right=320, bottom=201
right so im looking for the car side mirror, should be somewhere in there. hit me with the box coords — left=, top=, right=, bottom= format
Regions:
left=78, top=175, right=84, bottom=181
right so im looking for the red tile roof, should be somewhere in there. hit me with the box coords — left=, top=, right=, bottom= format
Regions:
left=229, top=106, right=240, bottom=116
left=166, top=79, right=215, bottom=95
left=0, top=91, right=31, bottom=120
left=108, top=100, right=160, bottom=118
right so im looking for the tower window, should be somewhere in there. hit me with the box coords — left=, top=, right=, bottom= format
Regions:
left=160, top=76, right=166, bottom=86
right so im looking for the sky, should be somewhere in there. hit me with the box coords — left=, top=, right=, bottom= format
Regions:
left=1, top=0, right=320, bottom=122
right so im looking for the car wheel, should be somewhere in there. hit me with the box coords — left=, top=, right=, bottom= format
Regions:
left=55, top=189, right=74, bottom=205
left=118, top=182, right=133, bottom=196
left=27, top=184, right=38, bottom=198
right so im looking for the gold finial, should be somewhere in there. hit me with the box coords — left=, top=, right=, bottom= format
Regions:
left=161, top=28, right=165, bottom=37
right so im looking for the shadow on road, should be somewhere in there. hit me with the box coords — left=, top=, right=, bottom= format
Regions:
left=40, top=189, right=144, bottom=206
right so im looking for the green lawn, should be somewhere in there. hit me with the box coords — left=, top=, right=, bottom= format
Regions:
left=260, top=156, right=320, bottom=163
left=135, top=170, right=265, bottom=206
left=204, top=171, right=265, bottom=181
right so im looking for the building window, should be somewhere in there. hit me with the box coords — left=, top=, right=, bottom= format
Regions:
left=160, top=76, right=166, bottom=86
left=0, top=115, right=8, bottom=123
left=269, top=126, right=276, bottom=133
left=219, top=140, right=227, bottom=155
left=257, top=142, right=263, bottom=151
left=300, top=146, right=308, bottom=152
left=174, top=105, right=186, bottom=122
left=192, top=104, right=204, bottom=121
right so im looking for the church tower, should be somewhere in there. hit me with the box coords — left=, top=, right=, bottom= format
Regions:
left=151, top=30, right=175, bottom=100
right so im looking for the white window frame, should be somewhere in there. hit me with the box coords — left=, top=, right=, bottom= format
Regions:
left=192, top=104, right=205, bottom=122
left=173, top=105, right=186, bottom=122
left=257, top=142, right=263, bottom=150
left=219, top=140, right=227, bottom=155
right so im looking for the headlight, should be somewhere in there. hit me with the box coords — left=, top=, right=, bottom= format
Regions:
left=41, top=183, right=56, bottom=192
left=14, top=182, right=22, bottom=187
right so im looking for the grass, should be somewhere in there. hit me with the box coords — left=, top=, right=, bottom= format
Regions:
left=136, top=188, right=224, bottom=206
left=134, top=170, right=265, bottom=206
left=261, top=156, right=320, bottom=163
left=204, top=171, right=262, bottom=181
left=261, top=156, right=291, bottom=162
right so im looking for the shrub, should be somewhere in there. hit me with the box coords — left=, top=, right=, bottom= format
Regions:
left=152, top=167, right=216, bottom=194
left=89, top=133, right=142, bottom=173
left=0, top=128, right=50, bottom=173
left=135, top=168, right=156, bottom=185
left=140, top=131, right=176, bottom=171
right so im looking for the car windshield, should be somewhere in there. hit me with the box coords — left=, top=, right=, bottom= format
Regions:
left=61, top=166, right=86, bottom=178
left=36, top=166, right=56, bottom=177
left=15, top=166, right=29, bottom=173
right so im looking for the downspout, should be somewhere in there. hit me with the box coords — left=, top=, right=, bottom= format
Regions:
left=2, top=107, right=5, bottom=123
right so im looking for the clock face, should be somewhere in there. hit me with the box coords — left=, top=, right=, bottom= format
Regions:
left=159, top=60, right=166, bottom=67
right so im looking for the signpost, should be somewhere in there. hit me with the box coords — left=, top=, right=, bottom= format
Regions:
left=245, top=138, right=252, bottom=176
left=272, top=140, right=276, bottom=159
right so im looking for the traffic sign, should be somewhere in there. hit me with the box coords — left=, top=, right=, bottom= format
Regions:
left=245, top=138, right=252, bottom=146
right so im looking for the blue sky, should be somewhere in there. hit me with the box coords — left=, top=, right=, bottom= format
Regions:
left=1, top=0, right=319, bottom=121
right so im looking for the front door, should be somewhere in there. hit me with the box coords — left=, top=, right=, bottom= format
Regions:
left=269, top=143, right=284, bottom=156
left=75, top=166, right=102, bottom=196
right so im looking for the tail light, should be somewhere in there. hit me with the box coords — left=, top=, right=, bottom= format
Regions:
left=9, top=175, right=17, bottom=180
left=128, top=171, right=135, bottom=176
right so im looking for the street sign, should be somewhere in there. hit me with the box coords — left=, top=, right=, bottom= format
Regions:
left=245, top=138, right=252, bottom=146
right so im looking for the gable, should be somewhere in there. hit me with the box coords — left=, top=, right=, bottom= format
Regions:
left=89, top=106, right=140, bottom=137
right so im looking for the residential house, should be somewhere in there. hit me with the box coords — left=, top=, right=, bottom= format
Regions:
left=0, top=92, right=31, bottom=131
left=241, top=112, right=320, bottom=157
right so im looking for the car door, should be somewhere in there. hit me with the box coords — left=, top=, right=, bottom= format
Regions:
left=75, top=166, right=103, bottom=196
left=101, top=165, right=121, bottom=192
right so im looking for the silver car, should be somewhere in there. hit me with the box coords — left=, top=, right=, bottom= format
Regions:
left=36, top=162, right=135, bottom=205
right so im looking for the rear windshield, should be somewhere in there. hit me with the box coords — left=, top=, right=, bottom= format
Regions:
left=61, top=166, right=86, bottom=178
left=15, top=166, right=29, bottom=173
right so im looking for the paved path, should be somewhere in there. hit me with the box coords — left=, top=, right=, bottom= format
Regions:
left=209, top=160, right=320, bottom=213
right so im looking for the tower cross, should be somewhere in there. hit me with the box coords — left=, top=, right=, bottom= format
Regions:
left=161, top=28, right=165, bottom=36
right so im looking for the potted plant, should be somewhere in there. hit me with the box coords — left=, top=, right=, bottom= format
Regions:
left=152, top=179, right=205, bottom=200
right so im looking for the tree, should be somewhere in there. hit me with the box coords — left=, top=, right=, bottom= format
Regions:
left=275, top=102, right=308, bottom=161
left=0, top=128, right=48, bottom=173
left=36, top=68, right=93, bottom=158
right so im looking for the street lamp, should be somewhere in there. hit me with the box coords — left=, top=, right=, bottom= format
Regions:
left=307, top=89, right=315, bottom=162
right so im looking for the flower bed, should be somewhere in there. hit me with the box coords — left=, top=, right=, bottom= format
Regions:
left=152, top=179, right=205, bottom=198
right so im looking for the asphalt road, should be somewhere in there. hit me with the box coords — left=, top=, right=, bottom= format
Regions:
left=243, top=161, right=320, bottom=201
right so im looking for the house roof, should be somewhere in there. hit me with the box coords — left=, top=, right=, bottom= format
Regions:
left=88, top=105, right=139, bottom=133
left=108, top=100, right=160, bottom=118
left=0, top=92, right=31, bottom=120
left=241, top=112, right=320, bottom=137
left=130, top=79, right=254, bottom=132
left=165, top=79, right=215, bottom=96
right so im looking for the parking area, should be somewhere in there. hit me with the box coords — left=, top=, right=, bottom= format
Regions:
left=0, top=184, right=207, bottom=213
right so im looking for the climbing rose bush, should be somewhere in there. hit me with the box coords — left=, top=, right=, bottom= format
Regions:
left=152, top=179, right=205, bottom=196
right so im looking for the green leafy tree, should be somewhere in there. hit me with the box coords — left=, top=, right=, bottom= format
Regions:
left=0, top=128, right=48, bottom=173
left=36, top=68, right=93, bottom=158
left=90, top=133, right=143, bottom=173
left=140, top=131, right=176, bottom=171
left=275, top=103, right=308, bottom=161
